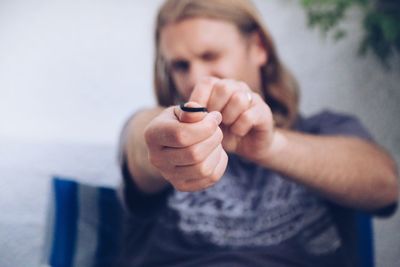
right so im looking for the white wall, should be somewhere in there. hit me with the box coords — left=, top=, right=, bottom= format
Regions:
left=0, top=1, right=399, bottom=266
left=0, top=0, right=161, bottom=145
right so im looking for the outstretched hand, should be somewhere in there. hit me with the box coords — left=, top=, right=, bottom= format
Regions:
left=144, top=77, right=276, bottom=192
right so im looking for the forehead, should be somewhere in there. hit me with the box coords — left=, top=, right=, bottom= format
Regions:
left=159, top=17, right=244, bottom=60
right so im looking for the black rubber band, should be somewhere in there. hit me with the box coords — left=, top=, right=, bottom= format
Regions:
left=180, top=103, right=208, bottom=112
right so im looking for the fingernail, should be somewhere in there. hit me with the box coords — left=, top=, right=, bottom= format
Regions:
left=183, top=101, right=201, bottom=108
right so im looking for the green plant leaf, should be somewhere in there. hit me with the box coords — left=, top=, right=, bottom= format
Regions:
left=298, top=0, right=400, bottom=67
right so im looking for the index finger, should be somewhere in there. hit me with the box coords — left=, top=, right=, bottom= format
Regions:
left=175, top=102, right=208, bottom=124
left=189, top=76, right=219, bottom=106
left=159, top=111, right=222, bottom=148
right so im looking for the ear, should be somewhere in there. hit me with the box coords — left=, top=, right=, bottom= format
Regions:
left=248, top=31, right=268, bottom=67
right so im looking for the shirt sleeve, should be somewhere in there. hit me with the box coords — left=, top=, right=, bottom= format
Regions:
left=299, top=110, right=374, bottom=141
left=117, top=112, right=172, bottom=220
left=118, top=160, right=172, bottom=219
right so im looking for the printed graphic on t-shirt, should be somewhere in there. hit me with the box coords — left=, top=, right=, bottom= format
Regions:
left=166, top=160, right=341, bottom=251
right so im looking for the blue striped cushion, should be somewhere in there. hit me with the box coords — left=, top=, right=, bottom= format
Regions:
left=43, top=177, right=123, bottom=267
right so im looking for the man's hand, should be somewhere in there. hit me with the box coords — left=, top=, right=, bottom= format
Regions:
left=144, top=77, right=277, bottom=192
left=144, top=101, right=228, bottom=192
left=190, top=77, right=276, bottom=162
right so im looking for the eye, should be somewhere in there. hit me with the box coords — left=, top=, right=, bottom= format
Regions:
left=170, top=60, right=189, bottom=72
left=201, top=51, right=219, bottom=62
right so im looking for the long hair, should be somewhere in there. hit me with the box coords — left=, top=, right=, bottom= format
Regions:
left=154, top=0, right=299, bottom=128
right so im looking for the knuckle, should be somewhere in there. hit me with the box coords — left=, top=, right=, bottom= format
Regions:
left=175, top=182, right=195, bottom=193
left=215, top=82, right=230, bottom=96
left=198, top=163, right=213, bottom=178
left=232, top=91, right=246, bottom=107
left=238, top=81, right=249, bottom=90
left=231, top=126, right=245, bottom=137
left=187, top=146, right=203, bottom=164
left=201, top=76, right=217, bottom=86
left=216, top=127, right=224, bottom=143
left=174, top=183, right=187, bottom=192
left=241, top=110, right=253, bottom=122
left=253, top=92, right=263, bottom=103
left=209, top=173, right=220, bottom=184
left=204, top=119, right=217, bottom=134
left=172, top=127, right=189, bottom=146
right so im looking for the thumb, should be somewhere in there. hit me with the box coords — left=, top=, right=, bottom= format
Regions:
left=174, top=101, right=208, bottom=123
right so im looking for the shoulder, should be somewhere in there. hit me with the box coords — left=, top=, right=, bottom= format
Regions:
left=295, top=109, right=373, bottom=141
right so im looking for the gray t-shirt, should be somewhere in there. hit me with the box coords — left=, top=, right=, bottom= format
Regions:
left=118, top=110, right=373, bottom=267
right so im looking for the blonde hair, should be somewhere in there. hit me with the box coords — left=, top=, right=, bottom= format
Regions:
left=154, top=0, right=299, bottom=127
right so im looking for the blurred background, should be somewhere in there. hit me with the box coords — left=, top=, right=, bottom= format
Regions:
left=0, top=0, right=399, bottom=266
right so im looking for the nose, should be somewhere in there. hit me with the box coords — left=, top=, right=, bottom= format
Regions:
left=187, top=62, right=213, bottom=90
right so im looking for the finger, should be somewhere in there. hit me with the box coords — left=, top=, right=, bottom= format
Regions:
left=207, top=79, right=236, bottom=112
left=230, top=94, right=270, bottom=136
left=175, top=101, right=208, bottom=123
left=144, top=106, right=177, bottom=151
left=209, top=147, right=228, bottom=184
left=221, top=125, right=240, bottom=153
left=162, top=126, right=223, bottom=166
left=171, top=144, right=224, bottom=180
left=148, top=111, right=222, bottom=148
left=221, top=90, right=253, bottom=125
left=174, top=176, right=215, bottom=192
left=188, top=76, right=219, bottom=106
left=229, top=106, right=257, bottom=137
left=174, top=174, right=216, bottom=192
left=182, top=149, right=228, bottom=192
left=174, top=147, right=228, bottom=192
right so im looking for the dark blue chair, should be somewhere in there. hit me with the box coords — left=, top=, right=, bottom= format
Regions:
left=330, top=204, right=377, bottom=267
left=355, top=212, right=374, bottom=267
left=44, top=177, right=383, bottom=267
left=43, top=177, right=124, bottom=267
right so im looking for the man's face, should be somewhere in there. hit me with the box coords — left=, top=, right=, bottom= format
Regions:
left=160, top=17, right=267, bottom=100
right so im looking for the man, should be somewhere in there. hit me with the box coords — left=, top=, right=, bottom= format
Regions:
left=118, top=0, right=398, bottom=266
